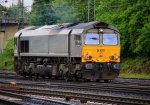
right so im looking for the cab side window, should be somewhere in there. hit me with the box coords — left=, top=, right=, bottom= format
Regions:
left=74, top=35, right=81, bottom=46
left=21, top=40, right=29, bottom=53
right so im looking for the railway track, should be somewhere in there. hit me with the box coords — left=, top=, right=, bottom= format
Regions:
left=0, top=71, right=150, bottom=105
left=0, top=70, right=150, bottom=86
left=0, top=72, right=150, bottom=87
left=0, top=79, right=150, bottom=105
left=0, top=85, right=150, bottom=105
left=113, top=77, right=150, bottom=86
left=0, top=89, right=71, bottom=105
left=0, top=80, right=150, bottom=97
left=0, top=71, right=16, bottom=74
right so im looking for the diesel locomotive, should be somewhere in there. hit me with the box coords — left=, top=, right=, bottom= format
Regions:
left=14, top=21, right=120, bottom=82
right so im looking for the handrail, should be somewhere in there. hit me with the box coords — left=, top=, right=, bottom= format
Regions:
left=0, top=17, right=28, bottom=24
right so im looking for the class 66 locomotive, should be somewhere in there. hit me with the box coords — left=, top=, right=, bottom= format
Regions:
left=14, top=21, right=120, bottom=82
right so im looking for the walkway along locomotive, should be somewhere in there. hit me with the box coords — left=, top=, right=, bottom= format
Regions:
left=14, top=21, right=120, bottom=82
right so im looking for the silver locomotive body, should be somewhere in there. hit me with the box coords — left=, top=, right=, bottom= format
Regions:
left=14, top=22, right=120, bottom=82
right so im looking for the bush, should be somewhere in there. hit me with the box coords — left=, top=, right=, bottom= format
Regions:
left=121, top=57, right=150, bottom=74
left=0, top=38, right=14, bottom=70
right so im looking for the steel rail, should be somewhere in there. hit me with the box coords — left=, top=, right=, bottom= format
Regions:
left=1, top=87, right=150, bottom=105
left=0, top=79, right=150, bottom=96
left=0, top=77, right=150, bottom=89
left=0, top=71, right=150, bottom=86
left=0, top=72, right=150, bottom=97
left=0, top=90, right=29, bottom=105
left=0, top=90, right=71, bottom=105
left=0, top=99, right=22, bottom=105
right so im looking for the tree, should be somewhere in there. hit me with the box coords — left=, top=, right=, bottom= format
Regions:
left=52, top=0, right=79, bottom=23
left=29, top=0, right=88, bottom=25
left=29, top=0, right=57, bottom=25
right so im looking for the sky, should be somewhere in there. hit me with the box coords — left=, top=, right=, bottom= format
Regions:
left=0, top=0, right=33, bottom=8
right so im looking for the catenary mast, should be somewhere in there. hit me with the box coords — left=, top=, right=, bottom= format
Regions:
left=18, top=0, right=24, bottom=29
left=87, top=0, right=95, bottom=22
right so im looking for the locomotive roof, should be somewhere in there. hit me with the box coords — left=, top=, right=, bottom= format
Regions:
left=14, top=21, right=119, bottom=37
left=68, top=21, right=119, bottom=32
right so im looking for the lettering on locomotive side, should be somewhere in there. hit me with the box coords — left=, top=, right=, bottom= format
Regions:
left=97, top=49, right=105, bottom=52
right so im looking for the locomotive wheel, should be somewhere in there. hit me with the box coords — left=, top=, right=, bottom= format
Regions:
left=59, top=70, right=64, bottom=79
left=42, top=76, right=45, bottom=79
left=35, top=73, right=39, bottom=79
left=64, top=75, right=72, bottom=81
left=64, top=72, right=70, bottom=81
left=75, top=71, right=82, bottom=79
left=96, top=79, right=100, bottom=82
left=104, top=80, right=109, bottom=83
left=48, top=76, right=52, bottom=79
left=74, top=77, right=79, bottom=82
left=64, top=77, right=68, bottom=82
left=23, top=74, right=26, bottom=78
left=29, top=68, right=33, bottom=79
left=29, top=74, right=33, bottom=78
left=82, top=78, right=88, bottom=82
left=53, top=76, right=58, bottom=80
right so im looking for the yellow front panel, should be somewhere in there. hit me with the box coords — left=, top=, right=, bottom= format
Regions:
left=82, top=46, right=120, bottom=62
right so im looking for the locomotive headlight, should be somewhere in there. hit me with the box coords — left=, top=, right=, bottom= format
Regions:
left=88, top=56, right=92, bottom=60
left=110, top=55, right=119, bottom=60
left=84, top=55, right=92, bottom=60
left=110, top=56, right=115, bottom=60
left=114, top=56, right=119, bottom=60
left=99, top=29, right=103, bottom=33
left=84, top=55, right=89, bottom=60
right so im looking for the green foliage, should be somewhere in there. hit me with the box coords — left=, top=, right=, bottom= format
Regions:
left=135, top=23, right=150, bottom=57
left=0, top=5, right=5, bottom=15
left=121, top=57, right=150, bottom=74
left=29, top=0, right=88, bottom=25
left=119, top=73, right=150, bottom=79
left=29, top=0, right=57, bottom=25
left=0, top=4, right=29, bottom=18
left=7, top=5, right=18, bottom=17
left=69, top=0, right=88, bottom=22
left=0, top=38, right=14, bottom=70
left=52, top=0, right=79, bottom=23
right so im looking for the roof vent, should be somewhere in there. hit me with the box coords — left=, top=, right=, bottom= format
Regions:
left=94, top=22, right=109, bottom=28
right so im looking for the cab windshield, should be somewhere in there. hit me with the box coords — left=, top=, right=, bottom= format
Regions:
left=85, top=33, right=99, bottom=45
left=103, top=34, right=118, bottom=45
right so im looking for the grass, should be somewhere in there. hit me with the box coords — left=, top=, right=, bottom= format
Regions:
left=121, top=57, right=150, bottom=74
left=120, top=57, right=150, bottom=79
left=119, top=73, right=150, bottom=79
left=0, top=38, right=14, bottom=70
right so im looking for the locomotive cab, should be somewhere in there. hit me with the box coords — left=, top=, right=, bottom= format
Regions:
left=82, top=27, right=120, bottom=81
